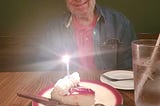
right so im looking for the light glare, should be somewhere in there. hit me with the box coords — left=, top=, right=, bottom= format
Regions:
left=62, top=54, right=70, bottom=64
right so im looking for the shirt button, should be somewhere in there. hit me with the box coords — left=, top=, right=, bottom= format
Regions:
left=93, top=31, right=96, bottom=35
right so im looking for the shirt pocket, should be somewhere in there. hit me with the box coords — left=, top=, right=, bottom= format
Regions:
left=98, top=38, right=122, bottom=53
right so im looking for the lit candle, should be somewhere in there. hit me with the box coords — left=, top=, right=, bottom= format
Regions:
left=62, top=54, right=70, bottom=77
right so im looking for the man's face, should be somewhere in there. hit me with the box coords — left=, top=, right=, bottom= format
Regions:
left=66, top=0, right=96, bottom=18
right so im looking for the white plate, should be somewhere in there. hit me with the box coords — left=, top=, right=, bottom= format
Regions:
left=100, top=70, right=134, bottom=90
left=32, top=81, right=123, bottom=106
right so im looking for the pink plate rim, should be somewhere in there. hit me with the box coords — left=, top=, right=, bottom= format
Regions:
left=32, top=80, right=123, bottom=106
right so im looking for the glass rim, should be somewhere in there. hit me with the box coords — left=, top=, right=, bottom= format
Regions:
left=132, top=39, right=160, bottom=47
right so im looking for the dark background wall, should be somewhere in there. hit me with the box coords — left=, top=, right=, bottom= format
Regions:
left=0, top=0, right=159, bottom=33
left=0, top=0, right=159, bottom=71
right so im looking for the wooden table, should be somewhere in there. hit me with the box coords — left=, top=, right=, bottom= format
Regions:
left=0, top=70, right=134, bottom=106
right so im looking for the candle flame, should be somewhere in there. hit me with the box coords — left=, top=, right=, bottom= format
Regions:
left=62, top=54, right=70, bottom=64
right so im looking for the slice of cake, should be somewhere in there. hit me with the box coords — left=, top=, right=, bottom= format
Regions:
left=51, top=72, right=95, bottom=106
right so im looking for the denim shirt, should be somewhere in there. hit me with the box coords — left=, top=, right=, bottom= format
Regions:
left=43, top=4, right=137, bottom=71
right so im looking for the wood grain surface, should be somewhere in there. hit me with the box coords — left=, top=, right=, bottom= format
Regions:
left=0, top=70, right=134, bottom=106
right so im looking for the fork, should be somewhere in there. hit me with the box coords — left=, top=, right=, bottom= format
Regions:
left=17, top=92, right=68, bottom=106
left=101, top=74, right=133, bottom=81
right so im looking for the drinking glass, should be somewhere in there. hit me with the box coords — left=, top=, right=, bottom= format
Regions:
left=132, top=39, right=160, bottom=106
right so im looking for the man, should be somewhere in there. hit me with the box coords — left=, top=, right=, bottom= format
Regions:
left=42, top=0, right=137, bottom=71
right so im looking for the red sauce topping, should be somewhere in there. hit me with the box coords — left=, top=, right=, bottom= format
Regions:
left=68, top=87, right=95, bottom=95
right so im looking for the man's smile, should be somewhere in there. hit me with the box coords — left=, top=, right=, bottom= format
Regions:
left=72, top=1, right=88, bottom=7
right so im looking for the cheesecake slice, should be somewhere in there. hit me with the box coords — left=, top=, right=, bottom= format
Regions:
left=51, top=72, right=95, bottom=106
